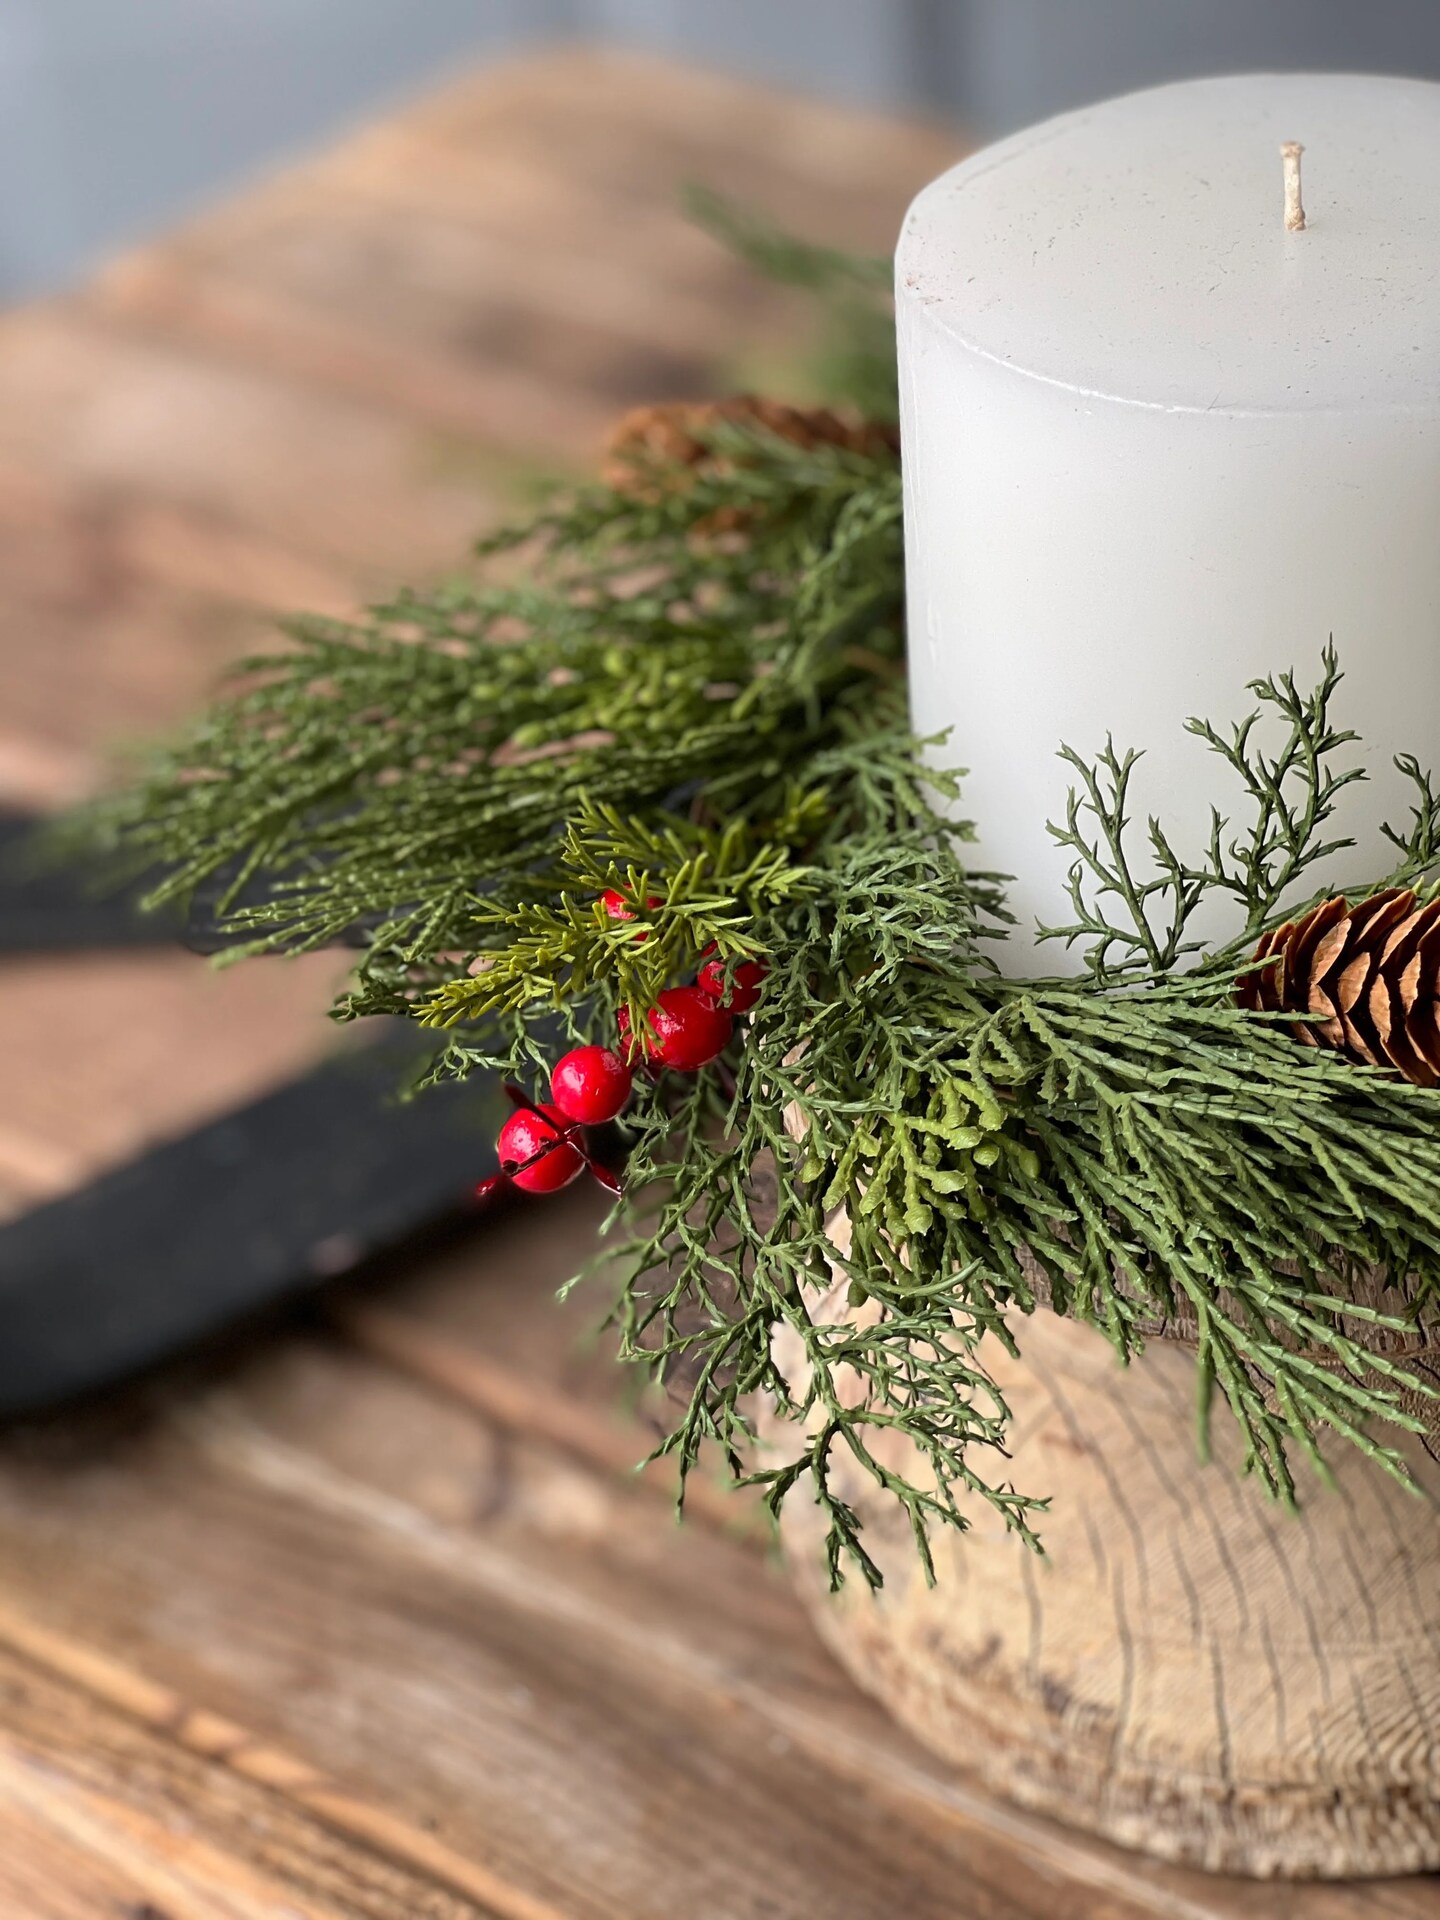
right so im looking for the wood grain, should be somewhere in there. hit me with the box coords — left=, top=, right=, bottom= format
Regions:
left=774, top=1257, right=1440, bottom=1880
left=0, top=1644, right=485, bottom=1920
left=325, top=1194, right=763, bottom=1528
left=0, top=1350, right=1146, bottom=1920
left=0, top=1317, right=1430, bottom=1920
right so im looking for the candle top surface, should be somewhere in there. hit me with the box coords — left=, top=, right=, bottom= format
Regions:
left=897, top=73, right=1440, bottom=415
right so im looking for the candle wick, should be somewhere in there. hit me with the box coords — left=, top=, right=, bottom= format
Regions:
left=1281, top=140, right=1307, bottom=232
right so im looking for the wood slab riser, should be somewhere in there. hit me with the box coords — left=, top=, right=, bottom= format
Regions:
left=776, top=1286, right=1440, bottom=1881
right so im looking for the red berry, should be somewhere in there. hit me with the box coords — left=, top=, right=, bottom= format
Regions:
left=550, top=1046, right=633, bottom=1125
left=497, top=1103, right=584, bottom=1194
left=640, top=986, right=733, bottom=1071
left=697, top=950, right=768, bottom=1013
left=601, top=888, right=662, bottom=941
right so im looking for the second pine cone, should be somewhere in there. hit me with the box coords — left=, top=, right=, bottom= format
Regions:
left=1239, top=888, right=1440, bottom=1086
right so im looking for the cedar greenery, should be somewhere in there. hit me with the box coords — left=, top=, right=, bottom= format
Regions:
left=82, top=205, right=1440, bottom=1588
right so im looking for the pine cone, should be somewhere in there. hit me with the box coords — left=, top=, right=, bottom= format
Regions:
left=1239, top=888, right=1440, bottom=1085
left=601, top=396, right=899, bottom=494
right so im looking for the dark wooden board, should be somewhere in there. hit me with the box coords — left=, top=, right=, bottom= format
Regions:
left=0, top=1031, right=504, bottom=1415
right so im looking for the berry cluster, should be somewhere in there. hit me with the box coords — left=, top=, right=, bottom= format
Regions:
left=479, top=890, right=766, bottom=1201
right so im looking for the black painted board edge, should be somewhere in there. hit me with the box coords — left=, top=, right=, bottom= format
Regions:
left=0, top=1032, right=505, bottom=1417
left=0, top=812, right=180, bottom=952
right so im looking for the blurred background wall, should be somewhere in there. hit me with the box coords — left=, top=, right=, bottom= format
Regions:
left=7, top=0, right=1440, bottom=297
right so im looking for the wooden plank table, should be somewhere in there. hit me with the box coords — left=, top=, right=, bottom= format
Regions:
left=0, top=47, right=1432, bottom=1918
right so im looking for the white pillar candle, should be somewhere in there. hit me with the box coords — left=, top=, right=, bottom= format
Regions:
left=898, top=74, right=1440, bottom=972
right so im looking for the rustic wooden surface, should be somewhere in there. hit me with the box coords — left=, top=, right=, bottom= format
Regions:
left=0, top=45, right=1434, bottom=1917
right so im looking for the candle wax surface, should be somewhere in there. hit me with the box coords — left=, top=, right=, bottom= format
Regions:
left=898, top=73, right=1440, bottom=972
